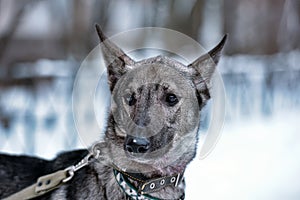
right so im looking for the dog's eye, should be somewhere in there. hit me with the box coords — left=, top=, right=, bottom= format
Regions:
left=165, top=93, right=178, bottom=106
left=124, top=93, right=136, bottom=106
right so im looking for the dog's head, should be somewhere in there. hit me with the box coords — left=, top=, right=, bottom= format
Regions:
left=95, top=25, right=226, bottom=173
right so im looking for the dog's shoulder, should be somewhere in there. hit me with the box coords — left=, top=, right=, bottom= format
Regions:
left=0, top=153, right=52, bottom=198
left=51, top=149, right=89, bottom=170
left=0, top=149, right=88, bottom=199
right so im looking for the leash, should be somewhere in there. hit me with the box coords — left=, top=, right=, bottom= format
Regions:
left=3, top=144, right=103, bottom=200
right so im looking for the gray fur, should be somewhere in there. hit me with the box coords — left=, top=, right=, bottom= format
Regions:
left=0, top=25, right=226, bottom=199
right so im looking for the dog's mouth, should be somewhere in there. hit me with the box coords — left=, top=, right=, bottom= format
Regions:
left=124, top=148, right=172, bottom=165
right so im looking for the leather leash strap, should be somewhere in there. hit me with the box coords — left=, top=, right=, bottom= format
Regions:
left=3, top=170, right=67, bottom=200
left=3, top=143, right=103, bottom=200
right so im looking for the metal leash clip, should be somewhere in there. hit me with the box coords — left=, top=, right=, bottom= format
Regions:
left=62, top=144, right=102, bottom=183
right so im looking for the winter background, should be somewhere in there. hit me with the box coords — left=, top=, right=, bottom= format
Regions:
left=0, top=0, right=300, bottom=199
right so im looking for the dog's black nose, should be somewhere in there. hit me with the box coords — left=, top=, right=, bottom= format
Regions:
left=125, top=136, right=150, bottom=153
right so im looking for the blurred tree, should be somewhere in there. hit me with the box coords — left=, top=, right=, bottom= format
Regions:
left=224, top=0, right=299, bottom=55
left=277, top=0, right=300, bottom=51
left=0, top=0, right=32, bottom=63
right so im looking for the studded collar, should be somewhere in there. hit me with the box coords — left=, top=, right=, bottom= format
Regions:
left=113, top=167, right=185, bottom=200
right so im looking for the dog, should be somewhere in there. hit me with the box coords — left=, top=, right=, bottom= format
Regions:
left=0, top=25, right=226, bottom=199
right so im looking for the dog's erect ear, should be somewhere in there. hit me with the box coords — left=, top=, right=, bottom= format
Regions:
left=188, top=34, right=227, bottom=84
left=188, top=35, right=227, bottom=104
left=95, top=24, right=135, bottom=91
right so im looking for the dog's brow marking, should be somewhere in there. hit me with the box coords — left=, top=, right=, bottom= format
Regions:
left=162, top=83, right=169, bottom=90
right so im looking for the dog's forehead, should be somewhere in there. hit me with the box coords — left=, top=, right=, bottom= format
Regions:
left=121, top=63, right=193, bottom=92
left=135, top=55, right=190, bottom=72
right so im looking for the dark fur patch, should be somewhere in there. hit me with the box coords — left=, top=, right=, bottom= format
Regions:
left=0, top=150, right=88, bottom=199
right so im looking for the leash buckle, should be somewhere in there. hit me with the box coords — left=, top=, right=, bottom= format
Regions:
left=62, top=166, right=75, bottom=183
left=62, top=143, right=103, bottom=183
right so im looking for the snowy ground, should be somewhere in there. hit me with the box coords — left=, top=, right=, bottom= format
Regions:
left=186, top=112, right=300, bottom=200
